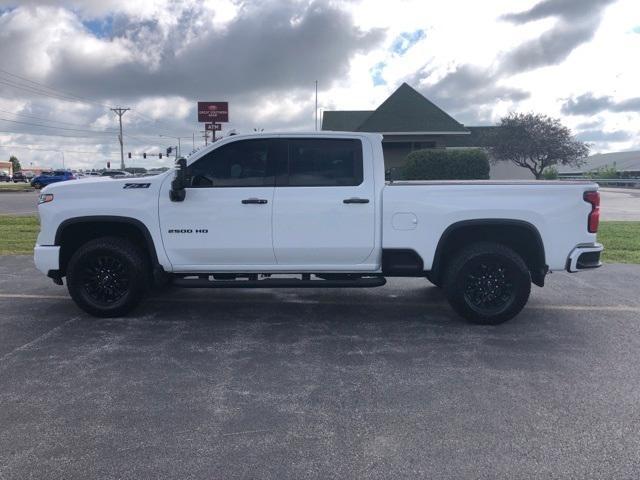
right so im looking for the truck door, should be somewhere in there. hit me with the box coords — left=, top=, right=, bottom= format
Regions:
left=272, top=137, right=376, bottom=268
left=159, top=138, right=277, bottom=269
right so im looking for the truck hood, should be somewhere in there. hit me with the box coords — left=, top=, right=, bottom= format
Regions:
left=42, top=171, right=172, bottom=194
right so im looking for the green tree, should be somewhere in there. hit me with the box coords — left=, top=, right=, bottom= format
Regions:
left=9, top=155, right=21, bottom=172
left=487, top=113, right=589, bottom=179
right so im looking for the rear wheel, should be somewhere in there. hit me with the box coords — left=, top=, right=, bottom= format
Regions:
left=444, top=242, right=531, bottom=325
left=66, top=237, right=148, bottom=317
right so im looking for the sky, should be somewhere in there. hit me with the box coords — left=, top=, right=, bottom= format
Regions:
left=0, top=0, right=638, bottom=170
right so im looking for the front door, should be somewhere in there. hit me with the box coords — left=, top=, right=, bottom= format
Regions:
left=272, top=137, right=376, bottom=268
left=159, top=138, right=277, bottom=269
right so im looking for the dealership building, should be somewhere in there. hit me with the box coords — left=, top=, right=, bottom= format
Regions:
left=322, top=83, right=531, bottom=179
left=0, top=160, right=13, bottom=176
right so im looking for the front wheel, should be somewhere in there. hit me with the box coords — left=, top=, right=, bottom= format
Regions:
left=66, top=237, right=148, bottom=317
left=32, top=182, right=42, bottom=189
left=444, top=242, right=531, bottom=325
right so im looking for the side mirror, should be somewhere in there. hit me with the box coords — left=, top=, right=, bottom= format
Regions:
left=169, top=157, right=187, bottom=202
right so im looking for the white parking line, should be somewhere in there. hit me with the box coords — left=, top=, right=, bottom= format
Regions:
left=1, top=292, right=640, bottom=313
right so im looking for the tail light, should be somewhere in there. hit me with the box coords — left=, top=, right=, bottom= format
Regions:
left=583, top=190, right=600, bottom=233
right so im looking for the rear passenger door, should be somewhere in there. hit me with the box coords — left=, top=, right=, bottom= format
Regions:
left=272, top=137, right=376, bottom=268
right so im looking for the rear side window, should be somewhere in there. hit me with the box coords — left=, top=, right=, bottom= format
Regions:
left=285, top=139, right=363, bottom=187
left=188, top=139, right=273, bottom=187
left=54, top=171, right=65, bottom=176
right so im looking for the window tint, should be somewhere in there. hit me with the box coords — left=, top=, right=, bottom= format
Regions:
left=53, top=171, right=66, bottom=176
left=188, top=139, right=273, bottom=187
left=286, top=139, right=363, bottom=187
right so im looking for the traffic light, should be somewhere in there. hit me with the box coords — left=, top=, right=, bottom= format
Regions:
left=128, top=152, right=131, bottom=159
left=107, top=161, right=110, bottom=169
left=159, top=153, right=162, bottom=159
left=143, top=153, right=147, bottom=159
left=166, top=147, right=172, bottom=155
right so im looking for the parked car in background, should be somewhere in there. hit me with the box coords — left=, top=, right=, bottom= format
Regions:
left=12, top=172, right=28, bottom=183
left=30, top=170, right=75, bottom=189
left=0, top=172, right=10, bottom=182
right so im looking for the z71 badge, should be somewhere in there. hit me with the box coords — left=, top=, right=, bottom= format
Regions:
left=123, top=183, right=151, bottom=189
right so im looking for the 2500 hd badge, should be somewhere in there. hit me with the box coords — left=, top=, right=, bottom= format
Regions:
left=167, top=229, right=209, bottom=234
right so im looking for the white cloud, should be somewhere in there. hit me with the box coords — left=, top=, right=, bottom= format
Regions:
left=0, top=0, right=639, bottom=170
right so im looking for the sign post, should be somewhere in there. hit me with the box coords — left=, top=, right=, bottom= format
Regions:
left=198, top=102, right=228, bottom=142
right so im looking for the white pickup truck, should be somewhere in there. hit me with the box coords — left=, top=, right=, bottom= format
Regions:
left=34, top=132, right=603, bottom=324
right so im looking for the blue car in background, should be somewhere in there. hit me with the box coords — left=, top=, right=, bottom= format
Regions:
left=31, top=170, right=76, bottom=189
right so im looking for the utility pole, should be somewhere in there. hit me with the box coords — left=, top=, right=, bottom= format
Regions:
left=111, top=107, right=130, bottom=169
left=201, top=130, right=209, bottom=146
left=315, top=80, right=318, bottom=131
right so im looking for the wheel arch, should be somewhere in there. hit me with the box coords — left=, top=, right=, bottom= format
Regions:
left=55, top=216, right=160, bottom=276
left=430, top=219, right=547, bottom=287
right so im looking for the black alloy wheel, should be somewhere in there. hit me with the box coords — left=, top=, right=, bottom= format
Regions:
left=66, top=237, right=147, bottom=317
left=81, top=255, right=131, bottom=305
left=444, top=242, right=531, bottom=325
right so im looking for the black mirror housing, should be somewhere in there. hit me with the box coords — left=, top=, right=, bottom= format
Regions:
left=169, top=157, right=187, bottom=202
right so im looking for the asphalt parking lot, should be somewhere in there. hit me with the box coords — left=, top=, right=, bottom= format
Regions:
left=1, top=257, right=640, bottom=479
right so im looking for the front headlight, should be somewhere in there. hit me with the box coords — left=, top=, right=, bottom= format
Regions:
left=38, top=193, right=54, bottom=204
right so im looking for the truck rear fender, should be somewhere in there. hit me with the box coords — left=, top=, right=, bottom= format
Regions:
left=430, top=219, right=548, bottom=287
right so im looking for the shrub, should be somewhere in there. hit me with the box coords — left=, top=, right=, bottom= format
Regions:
left=586, top=164, right=618, bottom=179
left=541, top=166, right=559, bottom=180
left=401, top=148, right=490, bottom=180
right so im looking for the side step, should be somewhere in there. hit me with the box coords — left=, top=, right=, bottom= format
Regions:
left=172, top=275, right=386, bottom=289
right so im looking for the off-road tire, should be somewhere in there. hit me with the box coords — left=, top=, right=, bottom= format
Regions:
left=444, top=242, right=531, bottom=325
left=66, top=237, right=148, bottom=317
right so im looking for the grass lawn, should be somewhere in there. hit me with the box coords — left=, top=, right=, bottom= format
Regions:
left=0, top=216, right=39, bottom=255
left=598, top=221, right=640, bottom=264
left=0, top=216, right=638, bottom=263
left=0, top=182, right=34, bottom=191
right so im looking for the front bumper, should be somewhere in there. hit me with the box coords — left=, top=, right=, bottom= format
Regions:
left=33, top=245, right=60, bottom=275
left=566, top=243, right=603, bottom=273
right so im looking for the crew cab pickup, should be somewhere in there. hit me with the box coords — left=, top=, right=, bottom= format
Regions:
left=34, top=132, right=603, bottom=324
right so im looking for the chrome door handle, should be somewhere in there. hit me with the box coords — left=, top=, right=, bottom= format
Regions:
left=343, top=198, right=370, bottom=204
left=241, top=198, right=268, bottom=204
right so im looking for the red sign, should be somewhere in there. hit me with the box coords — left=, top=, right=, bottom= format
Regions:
left=198, top=102, right=228, bottom=122
left=205, top=123, right=222, bottom=131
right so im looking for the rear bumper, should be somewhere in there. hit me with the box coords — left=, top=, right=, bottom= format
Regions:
left=566, top=243, right=603, bottom=273
left=33, top=245, right=60, bottom=275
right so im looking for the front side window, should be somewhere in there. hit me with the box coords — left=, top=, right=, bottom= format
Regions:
left=188, top=139, right=272, bottom=187
left=286, top=139, right=363, bottom=187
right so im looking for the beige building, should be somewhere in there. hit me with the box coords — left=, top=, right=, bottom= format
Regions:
left=322, top=83, right=533, bottom=180
left=0, top=160, right=13, bottom=176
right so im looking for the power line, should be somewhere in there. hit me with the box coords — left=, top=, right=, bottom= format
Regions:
left=0, top=116, right=117, bottom=135
left=0, top=67, right=188, bottom=144
left=0, top=108, right=119, bottom=131
left=0, top=144, right=120, bottom=155
left=0, top=68, right=112, bottom=109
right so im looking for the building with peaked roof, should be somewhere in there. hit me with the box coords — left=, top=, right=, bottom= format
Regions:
left=558, top=150, right=640, bottom=176
left=322, top=83, right=532, bottom=179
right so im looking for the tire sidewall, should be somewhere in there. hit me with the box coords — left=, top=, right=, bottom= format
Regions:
left=445, top=245, right=531, bottom=325
left=67, top=238, right=146, bottom=317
